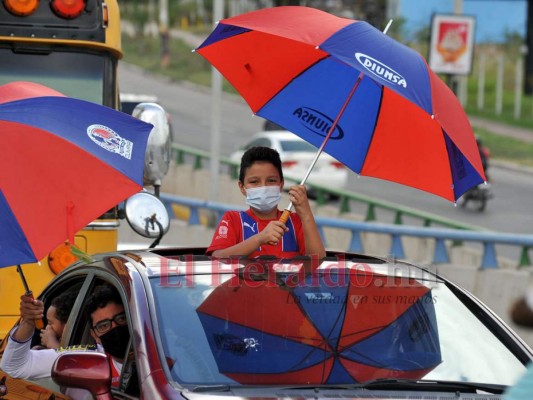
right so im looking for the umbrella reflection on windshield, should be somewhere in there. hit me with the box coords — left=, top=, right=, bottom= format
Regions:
left=197, top=262, right=441, bottom=384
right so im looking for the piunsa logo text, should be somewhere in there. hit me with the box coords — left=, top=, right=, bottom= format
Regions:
left=292, top=107, right=344, bottom=139
left=355, top=53, right=407, bottom=88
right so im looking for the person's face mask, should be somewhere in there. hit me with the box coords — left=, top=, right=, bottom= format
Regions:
left=99, top=325, right=130, bottom=359
left=245, top=185, right=281, bottom=212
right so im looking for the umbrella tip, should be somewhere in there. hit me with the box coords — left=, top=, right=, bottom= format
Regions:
left=191, top=49, right=196, bottom=53
left=383, top=19, right=393, bottom=35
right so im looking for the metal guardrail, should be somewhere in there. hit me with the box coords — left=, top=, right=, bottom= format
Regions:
left=160, top=192, right=533, bottom=269
left=171, top=142, right=484, bottom=231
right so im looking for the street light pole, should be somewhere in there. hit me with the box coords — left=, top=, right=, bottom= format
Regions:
left=209, top=0, right=223, bottom=203
left=454, top=0, right=463, bottom=13
left=159, top=0, right=170, bottom=68
left=453, top=0, right=466, bottom=104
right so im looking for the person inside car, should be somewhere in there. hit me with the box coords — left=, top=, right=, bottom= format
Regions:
left=85, top=283, right=130, bottom=389
left=206, top=146, right=325, bottom=259
left=36, top=291, right=77, bottom=350
left=1, top=284, right=130, bottom=396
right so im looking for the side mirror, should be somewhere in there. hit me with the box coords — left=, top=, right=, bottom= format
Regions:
left=132, top=103, right=171, bottom=189
left=52, top=352, right=113, bottom=400
left=124, top=191, right=170, bottom=240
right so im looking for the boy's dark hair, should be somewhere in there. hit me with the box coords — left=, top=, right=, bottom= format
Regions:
left=239, top=146, right=283, bottom=183
left=51, top=291, right=77, bottom=324
left=85, top=284, right=123, bottom=320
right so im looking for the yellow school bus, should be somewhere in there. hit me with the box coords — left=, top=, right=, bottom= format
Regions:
left=0, top=0, right=166, bottom=337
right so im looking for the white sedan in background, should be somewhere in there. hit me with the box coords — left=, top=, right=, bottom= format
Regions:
left=230, top=130, right=348, bottom=190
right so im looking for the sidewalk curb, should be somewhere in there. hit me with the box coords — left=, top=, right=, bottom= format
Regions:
left=491, top=159, right=533, bottom=176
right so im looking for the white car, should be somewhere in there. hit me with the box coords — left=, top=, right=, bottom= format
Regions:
left=230, top=130, right=348, bottom=190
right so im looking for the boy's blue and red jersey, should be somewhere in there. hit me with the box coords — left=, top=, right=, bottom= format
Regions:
left=206, top=209, right=306, bottom=258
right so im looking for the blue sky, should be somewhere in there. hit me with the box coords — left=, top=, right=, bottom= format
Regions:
left=399, top=0, right=527, bottom=42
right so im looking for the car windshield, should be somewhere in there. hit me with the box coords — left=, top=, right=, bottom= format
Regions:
left=149, top=258, right=525, bottom=388
left=280, top=139, right=317, bottom=153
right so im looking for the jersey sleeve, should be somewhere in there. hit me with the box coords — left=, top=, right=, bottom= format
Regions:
left=205, top=211, right=241, bottom=255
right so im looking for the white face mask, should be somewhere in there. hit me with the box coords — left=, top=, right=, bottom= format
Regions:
left=245, top=186, right=281, bottom=212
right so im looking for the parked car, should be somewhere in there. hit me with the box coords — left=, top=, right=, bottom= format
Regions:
left=230, top=130, right=348, bottom=191
left=0, top=247, right=531, bottom=399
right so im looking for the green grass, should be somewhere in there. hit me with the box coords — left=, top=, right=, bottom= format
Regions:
left=122, top=34, right=533, bottom=167
left=122, top=34, right=235, bottom=91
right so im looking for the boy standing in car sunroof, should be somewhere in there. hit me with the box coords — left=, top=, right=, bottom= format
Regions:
left=206, top=146, right=325, bottom=259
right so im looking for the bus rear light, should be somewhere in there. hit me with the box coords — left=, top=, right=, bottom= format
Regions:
left=102, top=2, right=108, bottom=27
left=4, top=0, right=39, bottom=16
left=50, top=0, right=85, bottom=19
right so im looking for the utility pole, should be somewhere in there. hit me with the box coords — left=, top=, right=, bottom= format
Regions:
left=209, top=0, right=223, bottom=203
left=525, top=0, right=533, bottom=94
left=453, top=0, right=466, bottom=104
left=159, top=0, right=170, bottom=68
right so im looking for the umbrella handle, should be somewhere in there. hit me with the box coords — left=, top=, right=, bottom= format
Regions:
left=17, top=265, right=44, bottom=330
left=279, top=209, right=291, bottom=224
left=26, top=292, right=44, bottom=330
left=267, top=209, right=292, bottom=246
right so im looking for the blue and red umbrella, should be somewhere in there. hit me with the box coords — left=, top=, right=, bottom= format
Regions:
left=0, top=81, right=153, bottom=268
left=197, top=267, right=441, bottom=384
left=196, top=6, right=485, bottom=203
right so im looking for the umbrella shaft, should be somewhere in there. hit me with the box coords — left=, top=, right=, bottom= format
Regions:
left=16, top=265, right=31, bottom=293
left=298, top=72, right=364, bottom=189
left=280, top=22, right=391, bottom=224
left=283, top=72, right=365, bottom=221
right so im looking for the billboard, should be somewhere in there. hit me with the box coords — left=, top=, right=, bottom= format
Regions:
left=428, top=14, right=476, bottom=75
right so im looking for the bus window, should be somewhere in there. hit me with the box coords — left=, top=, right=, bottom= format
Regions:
left=0, top=48, right=110, bottom=104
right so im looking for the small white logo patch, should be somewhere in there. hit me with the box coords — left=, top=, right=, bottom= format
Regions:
left=243, top=221, right=257, bottom=233
left=87, top=124, right=133, bottom=159
left=355, top=53, right=407, bottom=88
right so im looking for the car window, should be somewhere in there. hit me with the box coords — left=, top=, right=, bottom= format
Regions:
left=63, top=276, right=98, bottom=347
left=280, top=139, right=317, bottom=153
left=41, top=278, right=86, bottom=349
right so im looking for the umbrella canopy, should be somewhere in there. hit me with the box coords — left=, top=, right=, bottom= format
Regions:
left=195, top=6, right=485, bottom=202
left=197, top=267, right=441, bottom=384
left=0, top=81, right=153, bottom=268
